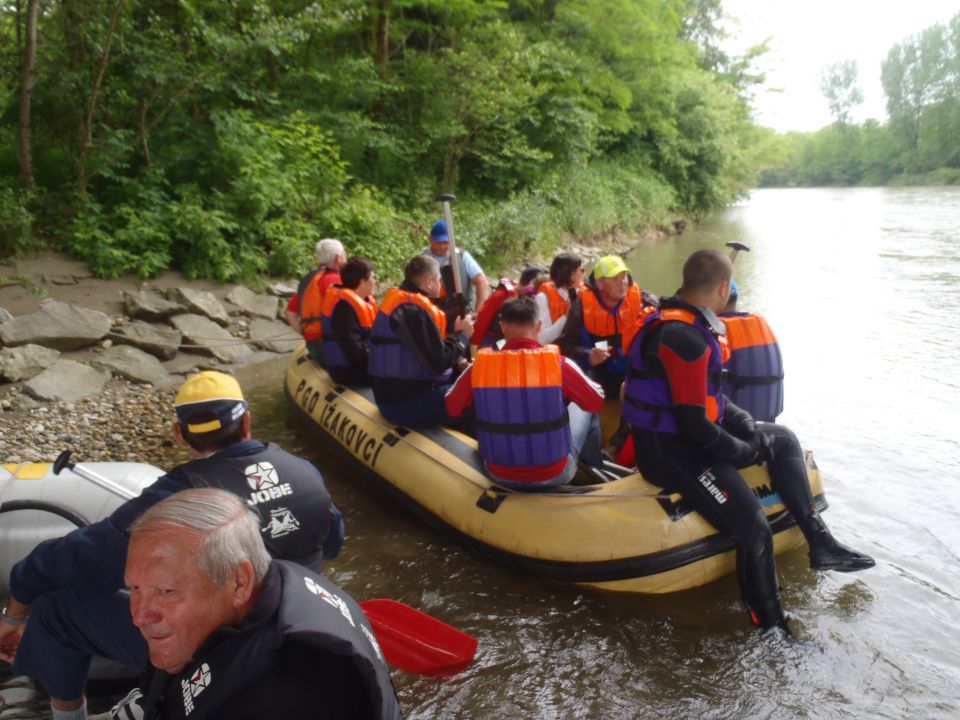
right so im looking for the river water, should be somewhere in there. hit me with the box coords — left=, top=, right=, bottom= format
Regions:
left=248, top=187, right=960, bottom=718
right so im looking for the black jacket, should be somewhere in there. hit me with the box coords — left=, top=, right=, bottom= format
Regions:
left=139, top=562, right=403, bottom=720
left=372, top=281, right=470, bottom=404
left=328, top=299, right=373, bottom=386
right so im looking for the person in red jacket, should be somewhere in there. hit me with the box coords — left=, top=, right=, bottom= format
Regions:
left=285, top=238, right=347, bottom=341
left=471, top=266, right=545, bottom=348
left=446, top=296, right=605, bottom=490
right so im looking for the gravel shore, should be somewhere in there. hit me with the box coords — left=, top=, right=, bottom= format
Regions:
left=0, top=378, right=189, bottom=467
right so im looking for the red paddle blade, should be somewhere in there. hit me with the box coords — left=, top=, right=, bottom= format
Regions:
left=360, top=599, right=477, bottom=676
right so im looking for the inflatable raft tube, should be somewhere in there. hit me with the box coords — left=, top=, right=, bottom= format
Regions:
left=285, top=343, right=828, bottom=594
left=0, top=460, right=164, bottom=597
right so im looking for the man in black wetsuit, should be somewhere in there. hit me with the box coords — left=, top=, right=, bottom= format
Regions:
left=623, top=249, right=873, bottom=633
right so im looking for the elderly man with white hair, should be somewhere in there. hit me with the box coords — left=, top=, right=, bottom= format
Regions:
left=101, top=488, right=402, bottom=720
left=285, top=238, right=348, bottom=346
left=0, top=371, right=343, bottom=720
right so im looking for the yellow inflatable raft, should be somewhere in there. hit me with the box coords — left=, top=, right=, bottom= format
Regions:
left=285, top=344, right=826, bottom=594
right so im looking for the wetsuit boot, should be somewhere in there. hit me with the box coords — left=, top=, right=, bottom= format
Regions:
left=749, top=597, right=793, bottom=637
left=800, top=513, right=875, bottom=572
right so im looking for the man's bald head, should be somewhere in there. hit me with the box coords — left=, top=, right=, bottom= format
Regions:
left=681, top=250, right=732, bottom=295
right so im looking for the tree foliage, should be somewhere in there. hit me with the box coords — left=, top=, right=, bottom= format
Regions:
left=0, top=0, right=766, bottom=278
left=820, top=60, right=863, bottom=126
left=760, top=11, right=960, bottom=188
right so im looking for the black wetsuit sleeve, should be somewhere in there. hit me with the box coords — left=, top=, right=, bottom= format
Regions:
left=720, top=398, right=756, bottom=440
left=331, top=301, right=368, bottom=365
left=657, top=322, right=758, bottom=465
left=557, top=298, right=590, bottom=363
left=390, top=303, right=468, bottom=375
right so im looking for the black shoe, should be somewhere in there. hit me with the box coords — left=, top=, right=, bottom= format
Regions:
left=809, top=542, right=876, bottom=573
left=749, top=600, right=794, bottom=638
left=803, top=514, right=875, bottom=573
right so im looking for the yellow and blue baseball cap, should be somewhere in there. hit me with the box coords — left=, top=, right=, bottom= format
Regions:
left=174, top=371, right=248, bottom=434
left=593, top=256, right=629, bottom=279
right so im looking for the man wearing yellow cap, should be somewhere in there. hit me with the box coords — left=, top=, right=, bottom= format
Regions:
left=558, top=255, right=657, bottom=398
left=0, top=371, right=343, bottom=720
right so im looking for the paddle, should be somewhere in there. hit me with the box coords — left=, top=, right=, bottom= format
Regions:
left=53, top=450, right=479, bottom=677
left=360, top=599, right=478, bottom=675
left=726, top=241, right=750, bottom=263
left=436, top=193, right=467, bottom=318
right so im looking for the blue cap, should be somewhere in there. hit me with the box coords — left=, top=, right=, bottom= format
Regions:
left=729, top=280, right=739, bottom=302
left=430, top=219, right=449, bottom=242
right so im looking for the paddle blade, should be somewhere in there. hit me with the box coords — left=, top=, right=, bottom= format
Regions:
left=360, top=599, right=477, bottom=676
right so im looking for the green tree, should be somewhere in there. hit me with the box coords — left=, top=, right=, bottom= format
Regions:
left=820, top=60, right=864, bottom=125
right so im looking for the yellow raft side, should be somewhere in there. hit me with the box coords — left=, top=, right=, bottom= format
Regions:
left=286, top=343, right=822, bottom=594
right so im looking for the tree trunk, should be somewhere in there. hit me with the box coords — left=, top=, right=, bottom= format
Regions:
left=373, top=0, right=390, bottom=74
left=17, top=0, right=39, bottom=190
left=138, top=99, right=151, bottom=167
left=371, top=0, right=390, bottom=121
left=76, top=0, right=126, bottom=197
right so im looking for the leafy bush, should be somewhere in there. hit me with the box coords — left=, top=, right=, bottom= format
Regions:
left=454, top=157, right=676, bottom=275
left=0, top=185, right=36, bottom=258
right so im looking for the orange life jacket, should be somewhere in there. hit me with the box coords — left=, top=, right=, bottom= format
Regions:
left=320, top=287, right=377, bottom=328
left=472, top=345, right=570, bottom=470
left=368, top=288, right=449, bottom=382
left=319, top=287, right=377, bottom=369
left=580, top=284, right=645, bottom=354
left=299, top=269, right=340, bottom=341
left=720, top=312, right=783, bottom=421
left=537, top=282, right=570, bottom=323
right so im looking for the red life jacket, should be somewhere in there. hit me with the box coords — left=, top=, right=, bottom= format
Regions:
left=471, top=279, right=517, bottom=347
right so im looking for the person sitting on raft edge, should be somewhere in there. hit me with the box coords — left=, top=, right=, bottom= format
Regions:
left=557, top=254, right=657, bottom=399
left=286, top=238, right=348, bottom=344
left=720, top=279, right=785, bottom=423
left=471, top=265, right=546, bottom=349
left=445, top=296, right=605, bottom=490
left=623, top=249, right=874, bottom=635
left=369, top=254, right=474, bottom=428
left=317, top=256, right=378, bottom=386
left=535, top=252, right=585, bottom=345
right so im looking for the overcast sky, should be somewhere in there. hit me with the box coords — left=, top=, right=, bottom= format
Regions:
left=721, top=0, right=958, bottom=133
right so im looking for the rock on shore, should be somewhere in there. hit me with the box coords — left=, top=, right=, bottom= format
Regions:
left=0, top=264, right=298, bottom=465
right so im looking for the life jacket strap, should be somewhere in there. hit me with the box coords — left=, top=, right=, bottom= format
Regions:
left=726, top=372, right=784, bottom=387
left=475, top=411, right=570, bottom=436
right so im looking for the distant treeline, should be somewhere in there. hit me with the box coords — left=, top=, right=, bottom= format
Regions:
left=0, top=0, right=766, bottom=281
left=759, top=11, right=960, bottom=188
